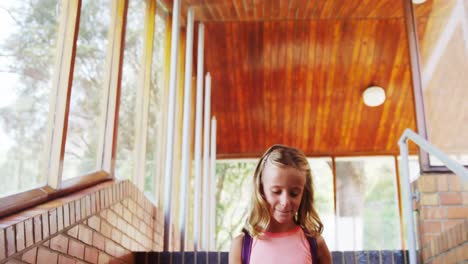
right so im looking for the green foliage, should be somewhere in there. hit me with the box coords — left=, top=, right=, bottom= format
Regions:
left=0, top=0, right=60, bottom=194
left=215, top=160, right=256, bottom=251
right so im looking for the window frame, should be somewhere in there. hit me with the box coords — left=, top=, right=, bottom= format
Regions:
left=404, top=0, right=468, bottom=173
left=0, top=0, right=128, bottom=218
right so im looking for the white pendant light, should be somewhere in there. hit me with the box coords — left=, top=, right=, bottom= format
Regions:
left=363, top=86, right=386, bottom=107
left=412, top=0, right=426, bottom=4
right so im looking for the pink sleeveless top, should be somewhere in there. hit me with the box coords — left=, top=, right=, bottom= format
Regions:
left=249, top=226, right=312, bottom=264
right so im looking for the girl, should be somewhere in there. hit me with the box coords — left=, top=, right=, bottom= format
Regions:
left=229, top=144, right=331, bottom=264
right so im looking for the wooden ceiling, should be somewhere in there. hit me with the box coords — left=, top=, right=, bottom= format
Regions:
left=159, top=0, right=442, bottom=157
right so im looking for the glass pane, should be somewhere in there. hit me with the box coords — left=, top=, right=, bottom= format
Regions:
left=215, top=159, right=257, bottom=251
left=144, top=12, right=167, bottom=196
left=308, top=158, right=335, bottom=250
left=62, top=0, right=111, bottom=179
left=335, top=156, right=401, bottom=250
left=0, top=1, right=60, bottom=197
left=414, top=0, right=468, bottom=166
left=115, top=0, right=146, bottom=180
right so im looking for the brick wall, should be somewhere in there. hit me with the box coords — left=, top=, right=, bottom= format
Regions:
left=420, top=220, right=467, bottom=264
left=0, top=180, right=165, bottom=264
left=412, top=173, right=468, bottom=263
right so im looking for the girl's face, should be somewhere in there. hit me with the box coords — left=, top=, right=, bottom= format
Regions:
left=261, top=163, right=306, bottom=232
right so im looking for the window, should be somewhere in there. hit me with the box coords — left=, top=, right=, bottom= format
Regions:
left=215, top=159, right=257, bottom=251
left=0, top=1, right=61, bottom=197
left=335, top=156, right=401, bottom=250
left=144, top=10, right=167, bottom=196
left=413, top=0, right=468, bottom=169
left=115, top=0, right=146, bottom=180
left=308, top=158, right=335, bottom=250
left=62, top=0, right=111, bottom=179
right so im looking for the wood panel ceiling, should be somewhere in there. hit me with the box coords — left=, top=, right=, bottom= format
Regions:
left=161, top=0, right=428, bottom=157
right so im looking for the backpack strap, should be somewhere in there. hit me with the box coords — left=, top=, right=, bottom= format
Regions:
left=302, top=227, right=319, bottom=264
left=305, top=235, right=318, bottom=264
left=241, top=230, right=253, bottom=264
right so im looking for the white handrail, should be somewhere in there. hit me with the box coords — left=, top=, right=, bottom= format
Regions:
left=398, top=128, right=468, bottom=264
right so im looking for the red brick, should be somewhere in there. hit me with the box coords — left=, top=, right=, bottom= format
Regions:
left=0, top=228, right=5, bottom=260
left=423, top=207, right=447, bottom=220
left=131, top=240, right=140, bottom=251
left=92, top=232, right=105, bottom=251
left=69, top=202, right=76, bottom=225
left=88, top=216, right=100, bottom=232
left=105, top=239, right=116, bottom=257
left=99, top=191, right=105, bottom=209
left=85, top=196, right=91, bottom=217
left=42, top=239, right=50, bottom=247
left=49, top=209, right=57, bottom=235
left=111, top=229, right=122, bottom=244
left=131, top=215, right=138, bottom=229
left=121, top=234, right=131, bottom=249
left=448, top=176, right=462, bottom=191
left=447, top=207, right=468, bottom=219
left=6, top=226, right=16, bottom=257
left=50, top=234, right=68, bottom=254
left=68, top=239, right=85, bottom=259
left=455, top=243, right=468, bottom=262
left=420, top=193, right=439, bottom=206
left=81, top=197, right=86, bottom=219
left=68, top=226, right=79, bottom=238
left=15, top=222, right=25, bottom=252
left=123, top=208, right=132, bottom=223
left=85, top=246, right=98, bottom=264
left=114, top=203, right=123, bottom=217
left=23, top=219, right=33, bottom=248
left=462, top=193, right=468, bottom=205
left=95, top=192, right=101, bottom=212
left=75, top=200, right=81, bottom=221
left=117, top=217, right=126, bottom=231
left=37, top=247, right=58, bottom=264
left=78, top=225, right=92, bottom=245
left=57, top=206, right=64, bottom=232
left=139, top=221, right=146, bottom=234
left=98, top=252, right=110, bottom=264
left=58, top=254, right=76, bottom=264
left=108, top=188, right=113, bottom=204
left=90, top=194, right=96, bottom=214
left=101, top=221, right=112, bottom=238
left=137, top=207, right=144, bottom=219
left=436, top=175, right=448, bottom=191
left=423, top=221, right=442, bottom=234
left=64, top=204, right=70, bottom=228
left=103, top=190, right=108, bottom=208
left=113, top=243, right=127, bottom=258
left=442, top=219, right=465, bottom=232
left=41, top=213, right=49, bottom=239
left=33, top=215, right=42, bottom=243
left=21, top=247, right=37, bottom=263
left=440, top=192, right=462, bottom=205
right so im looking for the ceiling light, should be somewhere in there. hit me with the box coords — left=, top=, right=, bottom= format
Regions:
left=412, top=0, right=426, bottom=4
left=363, top=86, right=386, bottom=107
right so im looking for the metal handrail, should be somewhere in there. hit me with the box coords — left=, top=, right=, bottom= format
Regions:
left=398, top=129, right=468, bottom=264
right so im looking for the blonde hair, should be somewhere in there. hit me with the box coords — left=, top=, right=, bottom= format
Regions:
left=244, top=144, right=323, bottom=237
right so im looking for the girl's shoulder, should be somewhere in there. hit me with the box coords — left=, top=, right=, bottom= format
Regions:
left=232, top=232, right=246, bottom=244
left=314, top=235, right=332, bottom=264
left=229, top=233, right=245, bottom=264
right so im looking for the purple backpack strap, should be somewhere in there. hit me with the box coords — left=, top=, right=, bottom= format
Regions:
left=302, top=227, right=319, bottom=264
left=241, top=231, right=253, bottom=264
left=305, top=235, right=318, bottom=263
